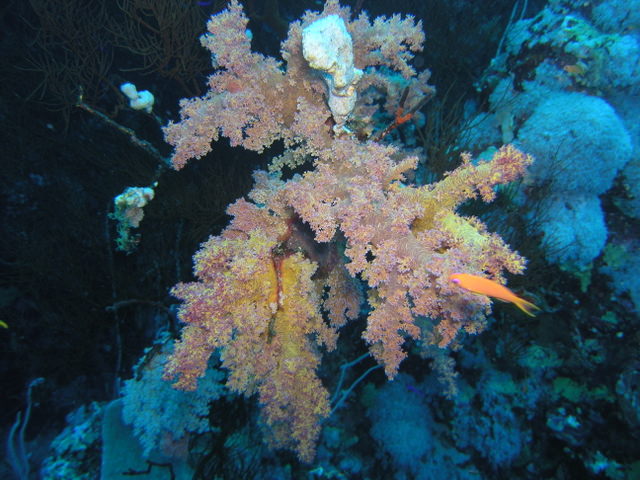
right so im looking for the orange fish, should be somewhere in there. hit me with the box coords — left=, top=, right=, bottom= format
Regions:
left=563, top=62, right=587, bottom=76
left=450, top=273, right=539, bottom=316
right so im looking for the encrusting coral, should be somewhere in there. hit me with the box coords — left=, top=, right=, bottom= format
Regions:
left=162, top=0, right=534, bottom=462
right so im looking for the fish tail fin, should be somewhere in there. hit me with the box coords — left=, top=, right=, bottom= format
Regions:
left=513, top=297, right=540, bottom=317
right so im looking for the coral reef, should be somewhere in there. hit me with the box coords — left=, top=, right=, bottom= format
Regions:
left=468, top=0, right=636, bottom=272
left=162, top=0, right=533, bottom=461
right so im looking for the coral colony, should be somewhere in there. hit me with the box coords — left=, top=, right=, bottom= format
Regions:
left=11, top=0, right=640, bottom=477
left=161, top=0, right=533, bottom=461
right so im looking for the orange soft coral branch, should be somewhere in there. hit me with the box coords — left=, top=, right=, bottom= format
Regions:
left=163, top=193, right=358, bottom=461
left=283, top=140, right=532, bottom=377
left=256, top=253, right=334, bottom=462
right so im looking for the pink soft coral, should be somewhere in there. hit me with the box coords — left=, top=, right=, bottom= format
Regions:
left=163, top=0, right=534, bottom=462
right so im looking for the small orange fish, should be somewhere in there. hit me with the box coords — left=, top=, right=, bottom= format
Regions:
left=563, top=63, right=587, bottom=76
left=450, top=273, right=539, bottom=316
